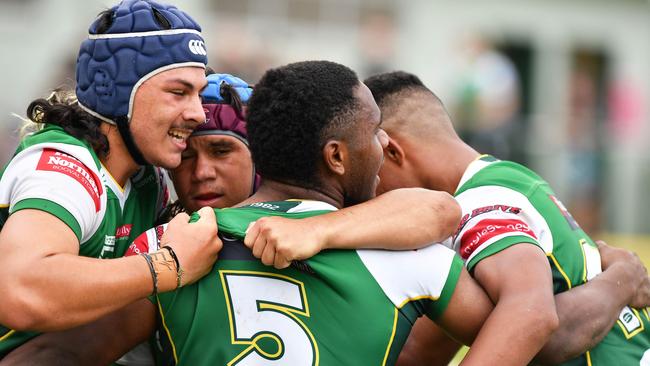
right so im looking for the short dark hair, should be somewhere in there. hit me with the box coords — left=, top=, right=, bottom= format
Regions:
left=247, top=60, right=360, bottom=189
left=364, top=71, right=431, bottom=106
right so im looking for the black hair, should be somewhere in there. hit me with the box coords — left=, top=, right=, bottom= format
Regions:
left=364, top=71, right=430, bottom=106
left=95, top=9, right=114, bottom=34
left=95, top=6, right=171, bottom=34
left=204, top=67, right=246, bottom=117
left=26, top=90, right=109, bottom=158
left=246, top=60, right=359, bottom=189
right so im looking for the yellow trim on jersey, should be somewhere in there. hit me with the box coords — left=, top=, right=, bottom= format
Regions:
left=578, top=239, right=588, bottom=283
left=100, top=162, right=125, bottom=193
left=397, top=295, right=439, bottom=310
left=616, top=307, right=644, bottom=339
left=0, top=330, right=15, bottom=342
left=643, top=308, right=650, bottom=322
left=548, top=253, right=572, bottom=289
left=0, top=204, right=9, bottom=208
left=381, top=308, right=399, bottom=366
left=156, top=296, right=179, bottom=364
left=586, top=350, right=592, bottom=366
left=219, top=270, right=319, bottom=366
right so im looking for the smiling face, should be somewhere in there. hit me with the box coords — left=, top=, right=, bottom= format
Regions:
left=129, top=67, right=208, bottom=169
left=171, top=134, right=254, bottom=212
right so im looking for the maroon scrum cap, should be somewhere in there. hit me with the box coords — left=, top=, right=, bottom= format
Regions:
left=193, top=103, right=261, bottom=191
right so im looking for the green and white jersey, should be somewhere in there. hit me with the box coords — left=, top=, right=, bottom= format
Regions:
left=128, top=200, right=463, bottom=366
left=450, top=155, right=650, bottom=366
left=0, top=125, right=168, bottom=356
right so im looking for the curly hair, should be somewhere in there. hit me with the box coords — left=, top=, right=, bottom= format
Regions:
left=246, top=60, right=360, bottom=189
left=25, top=88, right=109, bottom=158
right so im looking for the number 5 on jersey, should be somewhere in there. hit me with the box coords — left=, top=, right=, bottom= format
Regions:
left=220, top=270, right=319, bottom=365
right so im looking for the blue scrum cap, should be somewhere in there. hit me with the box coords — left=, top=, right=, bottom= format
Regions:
left=75, top=0, right=208, bottom=124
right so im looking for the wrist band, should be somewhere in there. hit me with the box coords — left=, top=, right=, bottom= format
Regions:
left=163, top=246, right=184, bottom=288
left=141, top=253, right=158, bottom=296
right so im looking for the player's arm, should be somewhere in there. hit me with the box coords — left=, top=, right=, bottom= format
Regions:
left=0, top=299, right=155, bottom=366
left=533, top=240, right=650, bottom=365
left=397, top=240, right=650, bottom=366
left=245, top=187, right=461, bottom=268
left=434, top=268, right=493, bottom=347
left=397, top=319, right=461, bottom=366
left=0, top=207, right=219, bottom=331
left=461, top=244, right=559, bottom=366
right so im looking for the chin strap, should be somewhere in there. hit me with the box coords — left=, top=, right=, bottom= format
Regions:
left=115, top=116, right=149, bottom=166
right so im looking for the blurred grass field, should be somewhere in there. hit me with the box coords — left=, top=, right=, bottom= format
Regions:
left=448, top=234, right=650, bottom=366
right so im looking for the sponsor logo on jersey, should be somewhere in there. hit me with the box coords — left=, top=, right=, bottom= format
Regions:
left=617, top=306, right=643, bottom=339
left=454, top=205, right=522, bottom=239
left=549, top=195, right=581, bottom=230
left=115, top=224, right=132, bottom=239
left=36, top=149, right=103, bottom=212
left=101, top=235, right=116, bottom=258
left=125, top=232, right=149, bottom=256
left=459, top=218, right=536, bottom=259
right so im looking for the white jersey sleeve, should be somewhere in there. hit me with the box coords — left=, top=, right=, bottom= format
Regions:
left=0, top=143, right=106, bottom=243
left=453, top=185, right=552, bottom=270
left=356, top=244, right=463, bottom=319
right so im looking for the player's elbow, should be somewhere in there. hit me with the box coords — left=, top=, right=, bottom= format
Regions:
left=421, top=189, right=461, bottom=240
left=0, top=279, right=52, bottom=331
left=404, top=188, right=462, bottom=242
left=1, top=293, right=46, bottom=331
left=528, top=304, right=560, bottom=344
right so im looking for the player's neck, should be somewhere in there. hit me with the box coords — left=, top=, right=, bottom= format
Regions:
left=236, top=180, right=342, bottom=209
left=99, top=123, right=140, bottom=186
left=421, top=140, right=480, bottom=195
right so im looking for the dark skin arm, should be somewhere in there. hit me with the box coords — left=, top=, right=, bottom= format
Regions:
left=463, top=244, right=559, bottom=366
left=533, top=241, right=650, bottom=365
left=434, top=269, right=494, bottom=347
left=0, top=299, right=155, bottom=366
left=396, top=320, right=461, bottom=366
left=398, top=241, right=650, bottom=365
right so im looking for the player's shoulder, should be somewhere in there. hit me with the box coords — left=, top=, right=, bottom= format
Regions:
left=457, top=157, right=545, bottom=197
left=9, top=126, right=101, bottom=175
left=356, top=245, right=459, bottom=306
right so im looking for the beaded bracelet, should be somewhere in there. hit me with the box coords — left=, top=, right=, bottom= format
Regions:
left=141, top=252, right=158, bottom=296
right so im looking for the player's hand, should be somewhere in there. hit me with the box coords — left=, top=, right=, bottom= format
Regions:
left=244, top=216, right=326, bottom=269
left=597, top=240, right=649, bottom=307
left=630, top=275, right=650, bottom=308
left=161, top=207, right=222, bottom=288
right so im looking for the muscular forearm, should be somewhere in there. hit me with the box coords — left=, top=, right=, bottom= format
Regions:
left=461, top=297, right=558, bottom=366
left=1, top=253, right=172, bottom=332
left=0, top=207, right=218, bottom=332
left=0, top=299, right=155, bottom=366
left=319, top=188, right=460, bottom=250
left=466, top=245, right=559, bottom=366
left=534, top=262, right=637, bottom=365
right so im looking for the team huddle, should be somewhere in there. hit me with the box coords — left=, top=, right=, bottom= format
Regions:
left=0, top=1, right=649, bottom=365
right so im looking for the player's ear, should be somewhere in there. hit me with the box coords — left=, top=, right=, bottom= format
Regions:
left=322, top=139, right=346, bottom=176
left=384, top=135, right=405, bottom=167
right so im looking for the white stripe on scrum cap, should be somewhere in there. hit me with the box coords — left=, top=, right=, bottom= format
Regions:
left=88, top=28, right=202, bottom=40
